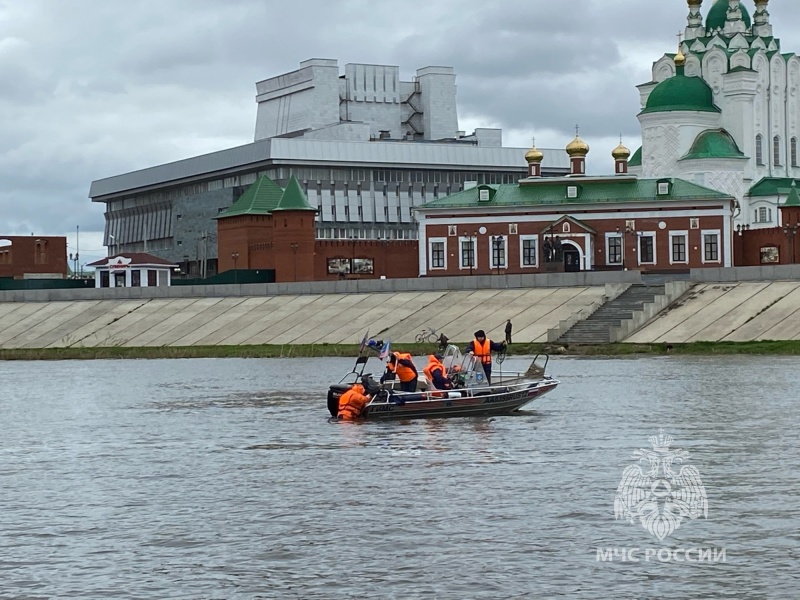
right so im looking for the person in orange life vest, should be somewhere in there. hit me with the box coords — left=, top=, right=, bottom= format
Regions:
left=337, top=383, right=370, bottom=421
left=423, top=353, right=454, bottom=392
left=380, top=352, right=418, bottom=392
left=464, top=329, right=506, bottom=385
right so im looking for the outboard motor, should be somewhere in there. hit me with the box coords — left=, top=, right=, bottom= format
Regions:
left=327, top=383, right=352, bottom=418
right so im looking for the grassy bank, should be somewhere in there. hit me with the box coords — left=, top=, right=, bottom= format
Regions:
left=2, top=340, right=800, bottom=360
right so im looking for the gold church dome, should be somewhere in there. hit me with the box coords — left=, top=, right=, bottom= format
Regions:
left=525, top=145, right=544, bottom=163
left=612, top=142, right=631, bottom=160
left=566, top=135, right=590, bottom=157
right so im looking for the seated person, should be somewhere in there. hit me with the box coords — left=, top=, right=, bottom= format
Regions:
left=380, top=352, right=418, bottom=392
left=423, top=353, right=454, bottom=391
left=337, top=383, right=371, bottom=421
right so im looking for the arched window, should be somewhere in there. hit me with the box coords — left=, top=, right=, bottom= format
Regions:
left=756, top=135, right=764, bottom=165
left=774, top=135, right=782, bottom=166
left=792, top=137, right=798, bottom=167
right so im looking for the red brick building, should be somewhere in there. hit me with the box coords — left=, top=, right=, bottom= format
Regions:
left=415, top=139, right=736, bottom=275
left=216, top=176, right=419, bottom=282
left=0, top=236, right=68, bottom=279
left=734, top=181, right=800, bottom=266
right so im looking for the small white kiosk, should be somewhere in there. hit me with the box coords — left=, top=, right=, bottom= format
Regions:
left=88, top=254, right=177, bottom=288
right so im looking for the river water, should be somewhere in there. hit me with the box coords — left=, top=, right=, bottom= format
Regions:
left=0, top=355, right=797, bottom=599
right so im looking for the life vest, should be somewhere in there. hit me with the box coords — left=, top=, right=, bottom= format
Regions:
left=337, top=384, right=369, bottom=421
left=423, top=355, right=448, bottom=397
left=423, top=355, right=446, bottom=382
left=473, top=338, right=492, bottom=365
left=388, top=352, right=416, bottom=382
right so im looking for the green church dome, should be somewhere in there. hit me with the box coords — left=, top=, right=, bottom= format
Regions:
left=681, top=129, right=746, bottom=160
left=706, top=0, right=751, bottom=34
left=640, top=71, right=721, bottom=115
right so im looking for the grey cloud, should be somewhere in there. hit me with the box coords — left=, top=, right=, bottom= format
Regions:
left=2, top=0, right=800, bottom=238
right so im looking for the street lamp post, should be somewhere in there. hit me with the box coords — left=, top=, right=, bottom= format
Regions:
left=783, top=224, right=799, bottom=264
left=231, top=252, right=239, bottom=284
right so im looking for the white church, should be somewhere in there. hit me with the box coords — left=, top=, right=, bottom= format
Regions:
left=628, top=0, right=799, bottom=229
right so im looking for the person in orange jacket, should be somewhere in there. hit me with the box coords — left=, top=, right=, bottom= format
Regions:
left=337, top=383, right=370, bottom=421
left=380, top=352, right=418, bottom=392
left=464, top=329, right=506, bottom=384
left=423, top=353, right=454, bottom=391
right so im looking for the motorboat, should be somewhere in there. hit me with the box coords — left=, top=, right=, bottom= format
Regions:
left=327, top=345, right=560, bottom=421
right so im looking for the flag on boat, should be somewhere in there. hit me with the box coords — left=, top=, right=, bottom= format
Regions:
left=378, top=340, right=391, bottom=360
left=358, top=330, right=369, bottom=354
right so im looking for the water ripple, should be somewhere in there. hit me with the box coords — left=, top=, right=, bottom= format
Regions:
left=0, top=355, right=797, bottom=598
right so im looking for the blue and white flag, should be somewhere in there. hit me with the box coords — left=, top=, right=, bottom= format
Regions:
left=378, top=340, right=391, bottom=360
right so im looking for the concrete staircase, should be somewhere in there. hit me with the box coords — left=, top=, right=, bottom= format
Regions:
left=556, top=284, right=666, bottom=345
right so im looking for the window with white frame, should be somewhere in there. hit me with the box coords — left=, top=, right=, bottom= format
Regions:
left=756, top=134, right=764, bottom=165
left=669, top=231, right=688, bottom=264
left=490, top=235, right=507, bottom=269
left=702, top=230, right=721, bottom=263
left=459, top=236, right=476, bottom=270
left=429, top=238, right=447, bottom=270
left=605, top=233, right=623, bottom=265
left=774, top=136, right=782, bottom=166
left=755, top=207, right=772, bottom=223
left=520, top=235, right=538, bottom=267
left=638, top=232, right=656, bottom=264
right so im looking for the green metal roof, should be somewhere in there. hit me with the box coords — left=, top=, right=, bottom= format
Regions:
left=681, top=129, right=746, bottom=160
left=706, top=0, right=751, bottom=33
left=216, top=175, right=314, bottom=218
left=628, top=146, right=643, bottom=167
left=749, top=177, right=800, bottom=197
left=784, top=182, right=800, bottom=207
left=417, top=178, right=730, bottom=211
left=273, top=176, right=315, bottom=212
left=640, top=69, right=721, bottom=115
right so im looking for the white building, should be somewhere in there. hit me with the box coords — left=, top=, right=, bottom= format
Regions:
left=89, top=60, right=569, bottom=275
left=629, top=0, right=800, bottom=229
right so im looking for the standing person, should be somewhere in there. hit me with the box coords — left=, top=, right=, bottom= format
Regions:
left=464, top=330, right=506, bottom=385
left=505, top=319, right=513, bottom=344
left=543, top=237, right=553, bottom=263
left=380, top=352, right=418, bottom=392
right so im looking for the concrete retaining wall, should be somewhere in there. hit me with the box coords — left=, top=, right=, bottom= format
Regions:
left=609, top=281, right=693, bottom=343
left=0, top=270, right=643, bottom=303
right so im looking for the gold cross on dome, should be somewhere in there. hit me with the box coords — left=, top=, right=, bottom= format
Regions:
left=575, top=124, right=580, bottom=137
left=677, top=31, right=683, bottom=44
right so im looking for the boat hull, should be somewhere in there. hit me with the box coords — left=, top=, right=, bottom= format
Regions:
left=359, top=378, right=559, bottom=421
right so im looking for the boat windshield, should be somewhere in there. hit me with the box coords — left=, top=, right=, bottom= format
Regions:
left=439, top=344, right=490, bottom=388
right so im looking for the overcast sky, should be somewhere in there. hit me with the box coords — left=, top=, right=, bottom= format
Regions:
left=1, top=0, right=798, bottom=266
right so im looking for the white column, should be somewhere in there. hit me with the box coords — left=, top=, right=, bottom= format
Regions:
left=418, top=215, right=428, bottom=276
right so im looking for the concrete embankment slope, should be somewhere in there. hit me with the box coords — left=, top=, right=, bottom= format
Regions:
left=0, top=288, right=607, bottom=349
left=627, top=282, right=800, bottom=343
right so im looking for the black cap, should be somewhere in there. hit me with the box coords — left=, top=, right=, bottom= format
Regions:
left=474, top=330, right=486, bottom=338
left=433, top=353, right=443, bottom=361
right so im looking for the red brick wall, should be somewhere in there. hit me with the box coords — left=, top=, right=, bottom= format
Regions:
left=0, top=236, right=68, bottom=279
left=734, top=227, right=800, bottom=266
left=217, top=213, right=418, bottom=282
left=315, top=240, right=419, bottom=280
